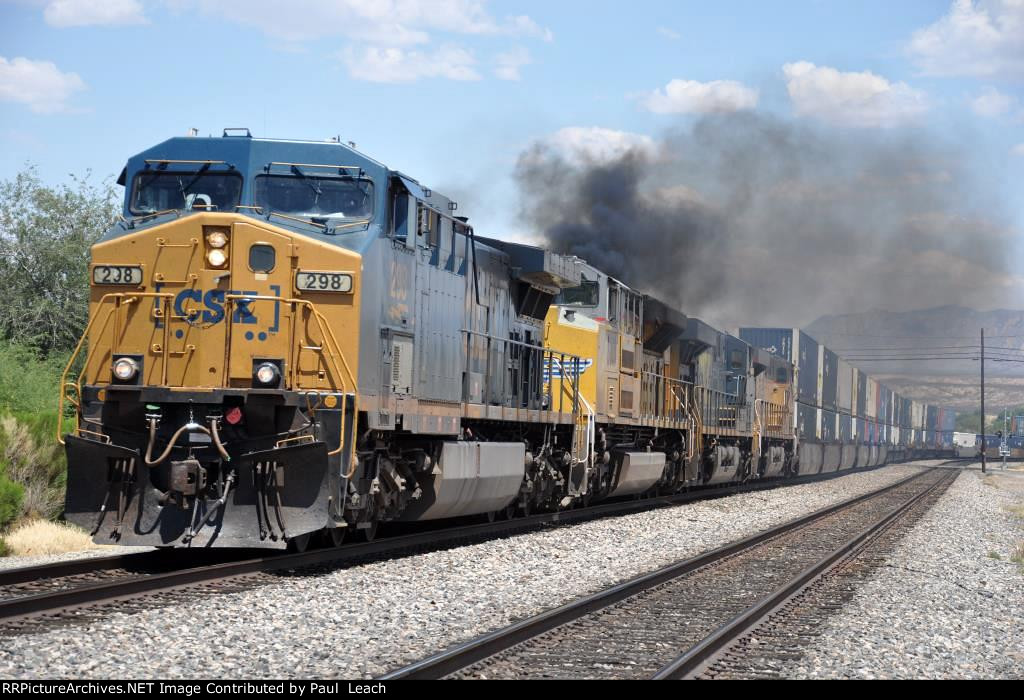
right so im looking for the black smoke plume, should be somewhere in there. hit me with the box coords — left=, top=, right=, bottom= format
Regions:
left=516, top=113, right=1015, bottom=331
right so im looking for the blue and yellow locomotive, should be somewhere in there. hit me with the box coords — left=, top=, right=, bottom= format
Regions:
left=61, top=131, right=953, bottom=550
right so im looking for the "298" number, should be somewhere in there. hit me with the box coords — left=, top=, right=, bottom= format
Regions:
left=296, top=271, right=353, bottom=293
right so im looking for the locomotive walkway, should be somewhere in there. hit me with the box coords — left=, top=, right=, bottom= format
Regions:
left=381, top=468, right=956, bottom=679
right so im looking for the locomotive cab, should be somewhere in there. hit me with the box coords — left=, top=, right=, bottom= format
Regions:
left=62, top=134, right=373, bottom=548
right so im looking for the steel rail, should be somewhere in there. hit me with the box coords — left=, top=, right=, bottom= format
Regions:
left=0, top=463, right=923, bottom=625
left=652, top=467, right=957, bottom=679
left=0, top=551, right=164, bottom=588
left=0, top=461, right=896, bottom=600
left=378, top=467, right=948, bottom=680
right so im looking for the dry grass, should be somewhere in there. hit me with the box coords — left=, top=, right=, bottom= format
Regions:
left=1013, top=541, right=1024, bottom=570
left=1, top=519, right=102, bottom=556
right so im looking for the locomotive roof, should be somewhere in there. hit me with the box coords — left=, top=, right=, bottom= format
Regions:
left=117, top=133, right=390, bottom=187
left=109, top=132, right=446, bottom=251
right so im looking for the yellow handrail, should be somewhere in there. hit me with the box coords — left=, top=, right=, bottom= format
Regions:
left=60, top=291, right=360, bottom=482
left=224, top=294, right=359, bottom=472
left=57, top=292, right=174, bottom=445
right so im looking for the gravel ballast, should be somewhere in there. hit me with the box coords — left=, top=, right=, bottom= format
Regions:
left=0, top=464, right=934, bottom=678
left=783, top=466, right=1024, bottom=679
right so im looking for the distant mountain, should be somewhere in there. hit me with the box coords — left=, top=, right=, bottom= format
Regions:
left=805, top=306, right=1024, bottom=410
left=806, top=306, right=1024, bottom=377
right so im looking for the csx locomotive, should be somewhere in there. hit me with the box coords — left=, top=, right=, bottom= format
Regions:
left=61, top=131, right=955, bottom=549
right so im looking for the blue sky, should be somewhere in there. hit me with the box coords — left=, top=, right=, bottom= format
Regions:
left=0, top=0, right=1022, bottom=245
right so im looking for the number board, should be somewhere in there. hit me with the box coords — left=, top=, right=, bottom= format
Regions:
left=296, top=270, right=353, bottom=293
left=93, top=265, right=143, bottom=285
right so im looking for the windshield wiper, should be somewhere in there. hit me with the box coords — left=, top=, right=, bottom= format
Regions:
left=289, top=165, right=324, bottom=205
left=176, top=162, right=212, bottom=198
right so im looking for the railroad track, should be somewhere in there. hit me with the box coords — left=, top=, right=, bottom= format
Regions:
left=381, top=467, right=957, bottom=680
left=0, top=463, right=922, bottom=634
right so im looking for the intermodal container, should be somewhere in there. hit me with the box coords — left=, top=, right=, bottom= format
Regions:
left=797, top=401, right=819, bottom=439
left=739, top=327, right=821, bottom=406
left=821, top=409, right=837, bottom=442
left=839, top=412, right=853, bottom=441
left=856, top=370, right=867, bottom=418
left=865, top=378, right=878, bottom=419
left=821, top=347, right=839, bottom=412
left=837, top=358, right=854, bottom=414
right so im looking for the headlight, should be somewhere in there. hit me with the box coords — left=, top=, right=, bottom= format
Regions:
left=254, top=362, right=280, bottom=386
left=112, top=357, right=139, bottom=381
left=207, top=248, right=228, bottom=268
left=206, top=231, right=228, bottom=248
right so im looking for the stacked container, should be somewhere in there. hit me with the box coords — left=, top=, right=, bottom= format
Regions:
left=740, top=327, right=957, bottom=465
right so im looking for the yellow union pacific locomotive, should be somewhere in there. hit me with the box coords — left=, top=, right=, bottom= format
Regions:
left=63, top=130, right=804, bottom=550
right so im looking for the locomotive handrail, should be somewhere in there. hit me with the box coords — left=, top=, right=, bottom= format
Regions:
left=666, top=384, right=697, bottom=461
left=222, top=294, right=359, bottom=472
left=265, top=161, right=363, bottom=173
left=638, top=370, right=694, bottom=425
left=265, top=211, right=328, bottom=230
left=548, top=355, right=595, bottom=491
left=460, top=328, right=587, bottom=415
left=57, top=292, right=175, bottom=445
left=755, top=398, right=790, bottom=437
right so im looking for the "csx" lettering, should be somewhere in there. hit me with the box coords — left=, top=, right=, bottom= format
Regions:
left=170, top=289, right=258, bottom=325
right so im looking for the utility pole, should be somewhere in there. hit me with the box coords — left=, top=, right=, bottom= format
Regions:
left=981, top=328, right=986, bottom=474
left=1004, top=407, right=1009, bottom=471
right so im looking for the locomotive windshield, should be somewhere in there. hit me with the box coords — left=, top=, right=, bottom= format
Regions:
left=555, top=279, right=599, bottom=307
left=254, top=174, right=374, bottom=221
left=130, top=171, right=243, bottom=214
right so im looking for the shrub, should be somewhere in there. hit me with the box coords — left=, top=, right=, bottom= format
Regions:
left=0, top=414, right=65, bottom=522
left=0, top=468, right=22, bottom=530
left=0, top=167, right=118, bottom=356
left=0, top=341, right=67, bottom=415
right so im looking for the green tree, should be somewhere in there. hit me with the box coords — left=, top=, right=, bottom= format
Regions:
left=956, top=407, right=1024, bottom=435
left=0, top=167, right=119, bottom=355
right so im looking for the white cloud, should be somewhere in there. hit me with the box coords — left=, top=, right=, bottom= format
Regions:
left=640, top=78, right=758, bottom=114
left=341, top=45, right=480, bottom=83
left=971, top=86, right=1016, bottom=116
left=494, top=47, right=530, bottom=81
left=782, top=61, right=928, bottom=128
left=505, top=15, right=553, bottom=42
left=907, top=0, right=1024, bottom=79
left=173, top=1, right=550, bottom=83
left=657, top=27, right=681, bottom=41
left=44, top=0, right=147, bottom=27
left=1013, top=143, right=1024, bottom=156
left=540, top=126, right=655, bottom=165
left=0, top=56, right=86, bottom=113
left=178, top=1, right=550, bottom=43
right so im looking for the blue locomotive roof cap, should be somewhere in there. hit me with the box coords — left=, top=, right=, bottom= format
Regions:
left=122, top=134, right=388, bottom=185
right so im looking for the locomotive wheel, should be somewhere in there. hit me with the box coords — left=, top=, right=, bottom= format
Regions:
left=328, top=527, right=345, bottom=547
left=357, top=521, right=378, bottom=542
left=287, top=532, right=312, bottom=553
left=502, top=501, right=517, bottom=520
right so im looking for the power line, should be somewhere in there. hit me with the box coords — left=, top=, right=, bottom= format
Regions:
left=831, top=344, right=982, bottom=351
left=817, top=331, right=1024, bottom=339
left=831, top=344, right=1024, bottom=352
